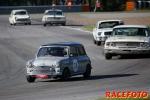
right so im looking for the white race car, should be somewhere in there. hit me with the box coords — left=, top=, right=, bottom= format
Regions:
left=9, top=9, right=31, bottom=25
left=93, top=20, right=124, bottom=46
left=104, top=25, right=150, bottom=59
left=42, top=9, right=66, bottom=26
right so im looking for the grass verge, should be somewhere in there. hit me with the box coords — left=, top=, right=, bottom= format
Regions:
left=95, top=98, right=150, bottom=100
left=82, top=26, right=95, bottom=32
left=81, top=25, right=150, bottom=33
left=95, top=95, right=150, bottom=100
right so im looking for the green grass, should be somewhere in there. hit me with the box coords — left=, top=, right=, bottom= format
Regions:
left=95, top=98, right=150, bottom=100
left=82, top=25, right=150, bottom=32
left=82, top=26, right=95, bottom=32
left=94, top=95, right=150, bottom=100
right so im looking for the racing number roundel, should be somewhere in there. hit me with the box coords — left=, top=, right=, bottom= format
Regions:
left=73, top=59, right=78, bottom=72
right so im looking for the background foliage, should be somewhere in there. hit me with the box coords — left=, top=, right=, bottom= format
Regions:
left=0, top=0, right=149, bottom=11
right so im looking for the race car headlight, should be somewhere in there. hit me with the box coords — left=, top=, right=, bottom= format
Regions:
left=28, top=17, right=31, bottom=20
left=145, top=43, right=150, bottom=47
left=26, top=62, right=34, bottom=68
left=140, top=43, right=150, bottom=47
left=110, top=42, right=115, bottom=46
left=52, top=61, right=59, bottom=68
left=15, top=17, right=17, bottom=20
left=146, top=43, right=150, bottom=47
left=140, top=43, right=144, bottom=47
left=98, top=32, right=101, bottom=36
left=43, top=17, right=47, bottom=20
left=106, top=42, right=110, bottom=46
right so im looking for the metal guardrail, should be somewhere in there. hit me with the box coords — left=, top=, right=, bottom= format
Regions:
left=0, top=5, right=82, bottom=14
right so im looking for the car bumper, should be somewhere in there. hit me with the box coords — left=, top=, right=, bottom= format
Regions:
left=96, top=37, right=108, bottom=42
left=105, top=48, right=150, bottom=54
left=27, top=67, right=62, bottom=78
left=27, top=72, right=62, bottom=78
left=15, top=21, right=31, bottom=24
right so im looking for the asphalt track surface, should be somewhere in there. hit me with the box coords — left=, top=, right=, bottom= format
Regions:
left=0, top=12, right=150, bottom=100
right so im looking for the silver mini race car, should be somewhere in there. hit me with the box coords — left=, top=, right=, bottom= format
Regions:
left=26, top=42, right=91, bottom=82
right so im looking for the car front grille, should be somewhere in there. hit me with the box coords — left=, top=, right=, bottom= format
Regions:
left=115, top=42, right=141, bottom=47
left=47, top=17, right=61, bottom=19
left=104, top=32, right=111, bottom=35
left=16, top=18, right=29, bottom=21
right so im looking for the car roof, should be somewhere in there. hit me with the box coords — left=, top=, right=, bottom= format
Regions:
left=12, top=9, right=27, bottom=12
left=98, top=20, right=123, bottom=23
left=41, top=42, right=83, bottom=47
left=113, top=25, right=148, bottom=28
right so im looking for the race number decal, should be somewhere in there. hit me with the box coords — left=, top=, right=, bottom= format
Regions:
left=73, top=59, right=78, bottom=72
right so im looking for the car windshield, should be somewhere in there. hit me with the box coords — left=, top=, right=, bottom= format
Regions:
left=37, top=47, right=68, bottom=57
left=99, top=21, right=119, bottom=29
left=14, top=11, right=27, bottom=15
left=112, top=28, right=150, bottom=37
left=45, top=11, right=63, bottom=15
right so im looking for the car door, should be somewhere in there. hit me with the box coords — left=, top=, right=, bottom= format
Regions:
left=77, top=46, right=87, bottom=72
left=69, top=46, right=81, bottom=75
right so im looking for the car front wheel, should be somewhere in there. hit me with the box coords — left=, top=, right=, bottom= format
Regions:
left=93, top=38, right=96, bottom=44
left=105, top=53, right=112, bottom=59
left=96, top=41, right=101, bottom=46
left=62, top=23, right=66, bottom=26
left=83, top=65, right=91, bottom=78
left=60, top=68, right=70, bottom=81
left=26, top=75, right=35, bottom=83
left=43, top=24, right=46, bottom=27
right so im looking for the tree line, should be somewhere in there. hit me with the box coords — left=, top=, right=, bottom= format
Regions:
left=0, top=0, right=149, bottom=11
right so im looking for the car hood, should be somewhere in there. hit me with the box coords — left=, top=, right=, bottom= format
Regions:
left=33, top=57, right=67, bottom=67
left=14, top=15, right=30, bottom=18
left=97, top=28, right=113, bottom=32
left=107, top=36, right=149, bottom=42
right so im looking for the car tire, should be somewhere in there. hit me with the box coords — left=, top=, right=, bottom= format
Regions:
left=105, top=53, right=112, bottom=60
left=96, top=41, right=101, bottom=46
left=83, top=65, right=91, bottom=78
left=28, top=22, right=31, bottom=25
left=146, top=53, right=150, bottom=58
left=60, top=68, right=70, bottom=81
left=25, top=23, right=27, bottom=25
left=26, top=75, right=35, bottom=83
left=62, top=23, right=66, bottom=26
left=13, top=21, right=16, bottom=26
left=93, top=38, right=96, bottom=44
left=43, top=24, right=46, bottom=27
left=13, top=20, right=16, bottom=26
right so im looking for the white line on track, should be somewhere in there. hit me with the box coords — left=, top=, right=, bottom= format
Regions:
left=60, top=26, right=92, bottom=34
left=32, top=20, right=92, bottom=33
